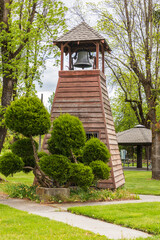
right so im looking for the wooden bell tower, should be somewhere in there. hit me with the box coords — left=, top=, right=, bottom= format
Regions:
left=42, top=22, right=125, bottom=189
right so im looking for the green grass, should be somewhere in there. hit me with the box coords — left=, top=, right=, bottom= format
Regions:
left=0, top=204, right=108, bottom=240
left=0, top=171, right=34, bottom=192
left=68, top=202, right=160, bottom=238
left=124, top=170, right=160, bottom=195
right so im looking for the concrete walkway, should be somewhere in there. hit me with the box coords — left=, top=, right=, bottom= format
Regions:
left=1, top=195, right=159, bottom=239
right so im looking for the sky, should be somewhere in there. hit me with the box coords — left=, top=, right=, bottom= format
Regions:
left=36, top=0, right=101, bottom=108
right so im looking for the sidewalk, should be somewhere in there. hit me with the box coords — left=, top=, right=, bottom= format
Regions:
left=1, top=195, right=158, bottom=239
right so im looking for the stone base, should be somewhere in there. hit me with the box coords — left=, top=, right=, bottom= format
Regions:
left=36, top=187, right=70, bottom=201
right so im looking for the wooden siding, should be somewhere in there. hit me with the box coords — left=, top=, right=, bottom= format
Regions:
left=42, top=69, right=125, bottom=189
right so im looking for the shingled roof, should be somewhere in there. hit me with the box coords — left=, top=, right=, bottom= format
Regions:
left=54, top=22, right=111, bottom=52
left=117, top=125, right=152, bottom=146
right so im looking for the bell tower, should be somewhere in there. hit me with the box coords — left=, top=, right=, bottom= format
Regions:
left=42, top=22, right=125, bottom=189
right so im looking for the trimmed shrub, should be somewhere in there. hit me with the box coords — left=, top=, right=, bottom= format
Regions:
left=38, top=151, right=48, bottom=159
left=82, top=138, right=110, bottom=165
left=48, top=113, right=86, bottom=158
left=11, top=138, right=38, bottom=173
left=39, top=154, right=71, bottom=187
left=11, top=138, right=38, bottom=157
left=90, top=160, right=110, bottom=180
left=0, top=152, right=24, bottom=177
left=5, top=96, right=51, bottom=137
left=70, top=163, right=94, bottom=188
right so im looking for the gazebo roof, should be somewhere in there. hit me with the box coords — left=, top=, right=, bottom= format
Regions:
left=53, top=22, right=111, bottom=53
left=117, top=125, right=152, bottom=146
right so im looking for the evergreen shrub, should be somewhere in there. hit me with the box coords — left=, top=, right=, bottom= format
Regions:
left=5, top=96, right=51, bottom=137
left=70, top=163, right=94, bottom=188
left=82, top=138, right=110, bottom=165
left=48, top=113, right=86, bottom=158
left=11, top=138, right=38, bottom=173
left=39, top=154, right=71, bottom=187
left=90, top=160, right=110, bottom=180
left=0, top=152, right=24, bottom=177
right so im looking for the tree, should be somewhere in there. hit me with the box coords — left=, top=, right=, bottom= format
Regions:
left=48, top=113, right=86, bottom=160
left=0, top=0, right=67, bottom=153
left=90, top=0, right=160, bottom=179
left=5, top=96, right=52, bottom=187
left=47, top=92, right=55, bottom=112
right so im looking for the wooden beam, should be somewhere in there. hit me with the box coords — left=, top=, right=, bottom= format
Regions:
left=69, top=47, right=72, bottom=70
left=101, top=45, right=105, bottom=73
left=96, top=43, right=99, bottom=69
left=61, top=43, right=64, bottom=70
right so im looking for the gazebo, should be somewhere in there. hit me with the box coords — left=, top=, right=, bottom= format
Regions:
left=117, top=125, right=152, bottom=169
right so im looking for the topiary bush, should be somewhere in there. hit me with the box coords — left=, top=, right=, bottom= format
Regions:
left=39, top=154, right=71, bottom=187
left=11, top=138, right=38, bottom=157
left=5, top=96, right=51, bottom=137
left=11, top=138, right=38, bottom=173
left=0, top=152, right=24, bottom=177
left=90, top=160, right=110, bottom=180
left=48, top=113, right=86, bottom=158
left=69, top=163, right=94, bottom=188
left=82, top=138, right=111, bottom=165
left=38, top=151, right=48, bottom=159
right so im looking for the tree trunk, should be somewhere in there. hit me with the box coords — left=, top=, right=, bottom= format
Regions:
left=30, top=136, right=53, bottom=188
left=151, top=124, right=160, bottom=179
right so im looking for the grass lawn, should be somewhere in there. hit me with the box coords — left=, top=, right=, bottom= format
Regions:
left=0, top=204, right=108, bottom=240
left=68, top=202, right=160, bottom=240
left=124, top=170, right=160, bottom=195
left=0, top=171, right=34, bottom=193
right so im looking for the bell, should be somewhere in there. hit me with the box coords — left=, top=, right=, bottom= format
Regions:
left=73, top=51, right=92, bottom=69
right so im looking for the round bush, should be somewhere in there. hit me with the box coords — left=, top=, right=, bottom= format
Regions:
left=5, top=96, right=51, bottom=137
left=38, top=151, right=48, bottom=159
left=70, top=163, right=94, bottom=188
left=82, top=138, right=110, bottom=165
left=39, top=154, right=71, bottom=186
left=48, top=113, right=86, bottom=158
left=11, top=138, right=38, bottom=157
left=0, top=152, right=24, bottom=177
left=22, top=156, right=36, bottom=173
left=90, top=160, right=110, bottom=180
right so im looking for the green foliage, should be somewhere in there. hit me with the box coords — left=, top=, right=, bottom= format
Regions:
left=0, top=152, right=24, bottom=177
left=82, top=138, right=110, bottom=165
left=48, top=113, right=86, bottom=158
left=89, top=160, right=110, bottom=180
left=5, top=96, right=51, bottom=137
left=11, top=138, right=38, bottom=173
left=38, top=151, right=48, bottom=159
left=4, top=183, right=39, bottom=201
left=70, top=163, right=94, bottom=189
left=39, top=154, right=71, bottom=186
left=11, top=138, right=38, bottom=157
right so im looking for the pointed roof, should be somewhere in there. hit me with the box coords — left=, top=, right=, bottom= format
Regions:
left=54, top=22, right=111, bottom=52
left=117, top=125, right=152, bottom=146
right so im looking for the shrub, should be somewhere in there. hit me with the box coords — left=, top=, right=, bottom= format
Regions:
left=39, top=154, right=71, bottom=187
left=38, top=151, right=48, bottom=159
left=0, top=152, right=24, bottom=177
left=82, top=138, right=110, bottom=165
left=11, top=138, right=38, bottom=157
left=70, top=163, right=94, bottom=188
left=11, top=138, right=38, bottom=173
left=5, top=96, right=51, bottom=137
left=90, top=160, right=110, bottom=180
left=48, top=113, right=86, bottom=158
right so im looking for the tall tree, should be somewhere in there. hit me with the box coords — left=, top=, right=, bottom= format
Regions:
left=0, top=0, right=67, bottom=152
left=90, top=0, right=160, bottom=179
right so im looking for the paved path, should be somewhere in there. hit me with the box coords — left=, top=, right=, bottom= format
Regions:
left=1, top=195, right=159, bottom=239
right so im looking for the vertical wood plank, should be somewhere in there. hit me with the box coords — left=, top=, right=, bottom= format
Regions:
left=96, top=43, right=99, bottom=69
left=102, top=45, right=105, bottom=73
left=61, top=43, right=64, bottom=70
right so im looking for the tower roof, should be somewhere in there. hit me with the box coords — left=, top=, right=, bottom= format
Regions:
left=54, top=22, right=111, bottom=53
